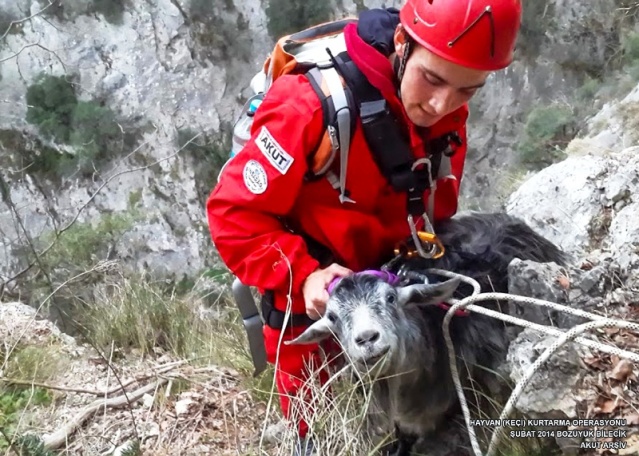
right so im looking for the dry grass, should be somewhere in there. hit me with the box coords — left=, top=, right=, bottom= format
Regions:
left=0, top=267, right=561, bottom=456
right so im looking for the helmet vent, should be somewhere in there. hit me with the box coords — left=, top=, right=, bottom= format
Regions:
left=447, top=6, right=495, bottom=57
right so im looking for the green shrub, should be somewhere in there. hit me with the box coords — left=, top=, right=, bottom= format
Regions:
left=8, top=434, right=56, bottom=456
left=25, top=74, right=125, bottom=177
left=90, top=0, right=128, bottom=25
left=26, top=75, right=78, bottom=143
left=265, top=0, right=332, bottom=40
left=622, top=32, right=639, bottom=65
left=0, top=387, right=53, bottom=452
left=36, top=212, right=137, bottom=289
left=517, top=104, right=574, bottom=170
left=69, top=100, right=121, bottom=173
left=576, top=76, right=601, bottom=102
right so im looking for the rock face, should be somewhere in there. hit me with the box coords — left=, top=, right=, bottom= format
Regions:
left=0, top=0, right=633, bottom=294
left=507, top=146, right=639, bottom=269
left=500, top=89, right=639, bottom=450
left=464, top=0, right=632, bottom=209
left=0, top=301, right=77, bottom=349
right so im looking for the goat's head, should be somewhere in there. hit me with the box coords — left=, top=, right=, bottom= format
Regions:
left=287, top=272, right=461, bottom=374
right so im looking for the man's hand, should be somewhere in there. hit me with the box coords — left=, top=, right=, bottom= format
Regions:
left=302, top=263, right=352, bottom=320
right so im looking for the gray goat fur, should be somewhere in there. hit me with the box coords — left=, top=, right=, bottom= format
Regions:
left=290, top=212, right=568, bottom=455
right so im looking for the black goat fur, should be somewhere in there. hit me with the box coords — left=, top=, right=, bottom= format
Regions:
left=374, top=212, right=567, bottom=455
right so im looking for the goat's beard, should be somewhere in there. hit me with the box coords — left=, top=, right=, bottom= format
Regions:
left=345, top=332, right=401, bottom=379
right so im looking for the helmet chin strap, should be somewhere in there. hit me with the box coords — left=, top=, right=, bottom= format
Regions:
left=395, top=37, right=413, bottom=97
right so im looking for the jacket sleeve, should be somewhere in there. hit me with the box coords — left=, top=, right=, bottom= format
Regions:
left=207, top=74, right=325, bottom=306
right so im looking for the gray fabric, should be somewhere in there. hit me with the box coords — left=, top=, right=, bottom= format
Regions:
left=294, top=437, right=316, bottom=456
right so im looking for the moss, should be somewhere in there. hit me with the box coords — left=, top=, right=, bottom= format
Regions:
left=517, top=104, right=575, bottom=170
left=265, top=0, right=332, bottom=40
left=26, top=74, right=78, bottom=144
left=24, top=73, right=132, bottom=178
left=128, top=189, right=142, bottom=208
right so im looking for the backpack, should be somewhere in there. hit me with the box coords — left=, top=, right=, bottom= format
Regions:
left=229, top=18, right=358, bottom=203
left=231, top=18, right=460, bottom=211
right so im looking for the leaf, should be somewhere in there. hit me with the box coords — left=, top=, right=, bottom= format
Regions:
left=557, top=275, right=570, bottom=289
left=619, top=434, right=639, bottom=455
left=625, top=412, right=639, bottom=425
left=608, top=359, right=634, bottom=382
left=599, top=398, right=619, bottom=414
left=584, top=355, right=606, bottom=370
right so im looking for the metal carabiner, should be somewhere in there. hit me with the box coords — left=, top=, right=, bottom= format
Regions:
left=406, top=214, right=445, bottom=259
left=416, top=229, right=446, bottom=259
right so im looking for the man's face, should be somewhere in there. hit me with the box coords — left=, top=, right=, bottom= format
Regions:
left=396, top=30, right=491, bottom=127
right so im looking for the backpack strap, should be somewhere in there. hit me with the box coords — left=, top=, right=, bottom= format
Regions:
left=305, top=64, right=356, bottom=203
left=320, top=64, right=354, bottom=204
left=331, top=52, right=435, bottom=219
left=301, top=45, right=464, bottom=256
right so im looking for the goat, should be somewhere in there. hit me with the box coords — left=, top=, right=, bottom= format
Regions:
left=288, top=212, right=567, bottom=456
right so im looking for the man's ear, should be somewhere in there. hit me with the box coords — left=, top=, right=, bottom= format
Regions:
left=394, top=24, right=407, bottom=56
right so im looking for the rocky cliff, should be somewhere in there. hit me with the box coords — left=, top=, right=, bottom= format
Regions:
left=1, top=5, right=638, bottom=452
left=1, top=0, right=636, bottom=301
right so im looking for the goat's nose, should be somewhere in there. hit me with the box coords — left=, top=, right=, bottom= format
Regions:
left=355, top=329, right=380, bottom=346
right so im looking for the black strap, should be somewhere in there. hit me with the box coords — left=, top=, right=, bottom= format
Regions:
left=330, top=52, right=438, bottom=217
left=263, top=221, right=335, bottom=330
left=304, top=50, right=464, bottom=217
left=261, top=291, right=316, bottom=329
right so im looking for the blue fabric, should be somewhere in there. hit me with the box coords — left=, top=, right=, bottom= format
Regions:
left=357, top=8, right=400, bottom=57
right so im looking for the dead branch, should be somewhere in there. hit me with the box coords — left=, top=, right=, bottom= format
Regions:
left=1, top=359, right=190, bottom=397
left=42, top=378, right=168, bottom=450
left=36, top=363, right=226, bottom=449
left=0, top=0, right=58, bottom=41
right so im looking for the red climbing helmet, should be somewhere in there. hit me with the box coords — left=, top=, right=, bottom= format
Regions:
left=399, top=0, right=522, bottom=71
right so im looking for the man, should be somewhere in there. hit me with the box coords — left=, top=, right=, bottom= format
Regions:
left=207, top=0, right=521, bottom=452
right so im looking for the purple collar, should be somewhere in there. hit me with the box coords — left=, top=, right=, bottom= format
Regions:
left=327, top=269, right=400, bottom=294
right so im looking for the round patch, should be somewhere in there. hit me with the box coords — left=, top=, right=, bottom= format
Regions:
left=243, top=160, right=268, bottom=194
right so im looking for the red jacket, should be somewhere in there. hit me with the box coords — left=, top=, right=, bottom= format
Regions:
left=207, top=23, right=468, bottom=314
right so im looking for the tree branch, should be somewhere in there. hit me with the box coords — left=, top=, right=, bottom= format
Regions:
left=42, top=378, right=168, bottom=450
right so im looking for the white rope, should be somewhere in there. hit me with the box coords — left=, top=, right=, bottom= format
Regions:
left=421, top=269, right=639, bottom=456
left=486, top=318, right=639, bottom=456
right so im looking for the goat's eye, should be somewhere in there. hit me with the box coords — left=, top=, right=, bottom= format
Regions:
left=326, top=311, right=337, bottom=323
left=387, top=293, right=396, bottom=304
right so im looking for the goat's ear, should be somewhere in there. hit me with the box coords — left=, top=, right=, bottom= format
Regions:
left=285, top=318, right=334, bottom=345
left=397, top=277, right=461, bottom=306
